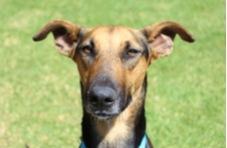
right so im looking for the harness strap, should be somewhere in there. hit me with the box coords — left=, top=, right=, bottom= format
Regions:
left=79, top=141, right=86, bottom=148
left=138, top=134, right=148, bottom=148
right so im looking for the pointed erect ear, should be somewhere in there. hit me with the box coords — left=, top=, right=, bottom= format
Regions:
left=142, top=21, right=194, bottom=60
left=33, top=20, right=81, bottom=58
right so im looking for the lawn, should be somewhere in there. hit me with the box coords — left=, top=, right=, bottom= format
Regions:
left=0, top=0, right=225, bottom=148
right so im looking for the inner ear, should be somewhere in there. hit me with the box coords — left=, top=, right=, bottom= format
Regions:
left=51, top=26, right=78, bottom=57
left=150, top=34, right=174, bottom=59
left=53, top=27, right=76, bottom=51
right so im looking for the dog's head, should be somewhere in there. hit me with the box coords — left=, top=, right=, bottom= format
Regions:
left=33, top=20, right=194, bottom=120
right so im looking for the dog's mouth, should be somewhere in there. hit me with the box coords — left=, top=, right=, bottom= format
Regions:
left=93, top=111, right=118, bottom=120
left=84, top=91, right=132, bottom=120
left=85, top=100, right=120, bottom=120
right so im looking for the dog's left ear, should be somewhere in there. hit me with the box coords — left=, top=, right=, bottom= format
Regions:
left=142, top=21, right=194, bottom=61
left=33, top=20, right=81, bottom=58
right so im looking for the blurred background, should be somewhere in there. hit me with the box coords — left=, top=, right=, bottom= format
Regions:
left=0, top=0, right=225, bottom=147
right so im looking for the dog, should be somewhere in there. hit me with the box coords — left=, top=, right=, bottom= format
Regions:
left=33, top=20, right=194, bottom=148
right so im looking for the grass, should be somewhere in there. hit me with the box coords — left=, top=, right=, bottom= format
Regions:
left=0, top=0, right=225, bottom=147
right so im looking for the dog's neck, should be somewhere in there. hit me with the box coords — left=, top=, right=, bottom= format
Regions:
left=81, top=76, right=147, bottom=148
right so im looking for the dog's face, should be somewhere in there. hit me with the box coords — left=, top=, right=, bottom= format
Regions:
left=75, top=27, right=150, bottom=119
left=33, top=20, right=194, bottom=119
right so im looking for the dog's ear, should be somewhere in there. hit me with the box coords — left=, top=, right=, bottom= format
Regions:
left=142, top=21, right=194, bottom=60
left=33, top=20, right=81, bottom=58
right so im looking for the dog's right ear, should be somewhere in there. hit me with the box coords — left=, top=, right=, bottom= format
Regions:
left=33, top=20, right=81, bottom=58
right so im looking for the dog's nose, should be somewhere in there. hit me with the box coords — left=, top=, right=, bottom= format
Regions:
left=88, top=86, right=116, bottom=107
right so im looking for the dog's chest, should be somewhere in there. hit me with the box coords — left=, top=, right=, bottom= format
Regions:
left=98, top=135, right=134, bottom=148
left=97, top=122, right=134, bottom=148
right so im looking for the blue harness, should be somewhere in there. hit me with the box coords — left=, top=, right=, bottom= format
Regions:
left=80, top=134, right=148, bottom=148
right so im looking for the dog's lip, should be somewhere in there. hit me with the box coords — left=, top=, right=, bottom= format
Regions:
left=93, top=111, right=118, bottom=119
left=95, top=111, right=113, bottom=116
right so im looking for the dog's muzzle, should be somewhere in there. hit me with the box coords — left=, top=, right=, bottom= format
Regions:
left=85, top=81, right=122, bottom=119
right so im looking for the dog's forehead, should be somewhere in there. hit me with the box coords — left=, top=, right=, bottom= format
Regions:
left=84, top=26, right=141, bottom=42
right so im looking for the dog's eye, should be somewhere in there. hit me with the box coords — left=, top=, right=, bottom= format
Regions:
left=126, top=48, right=141, bottom=57
left=81, top=45, right=94, bottom=55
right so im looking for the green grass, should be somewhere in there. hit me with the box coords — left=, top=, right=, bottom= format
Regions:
left=0, top=0, right=225, bottom=147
